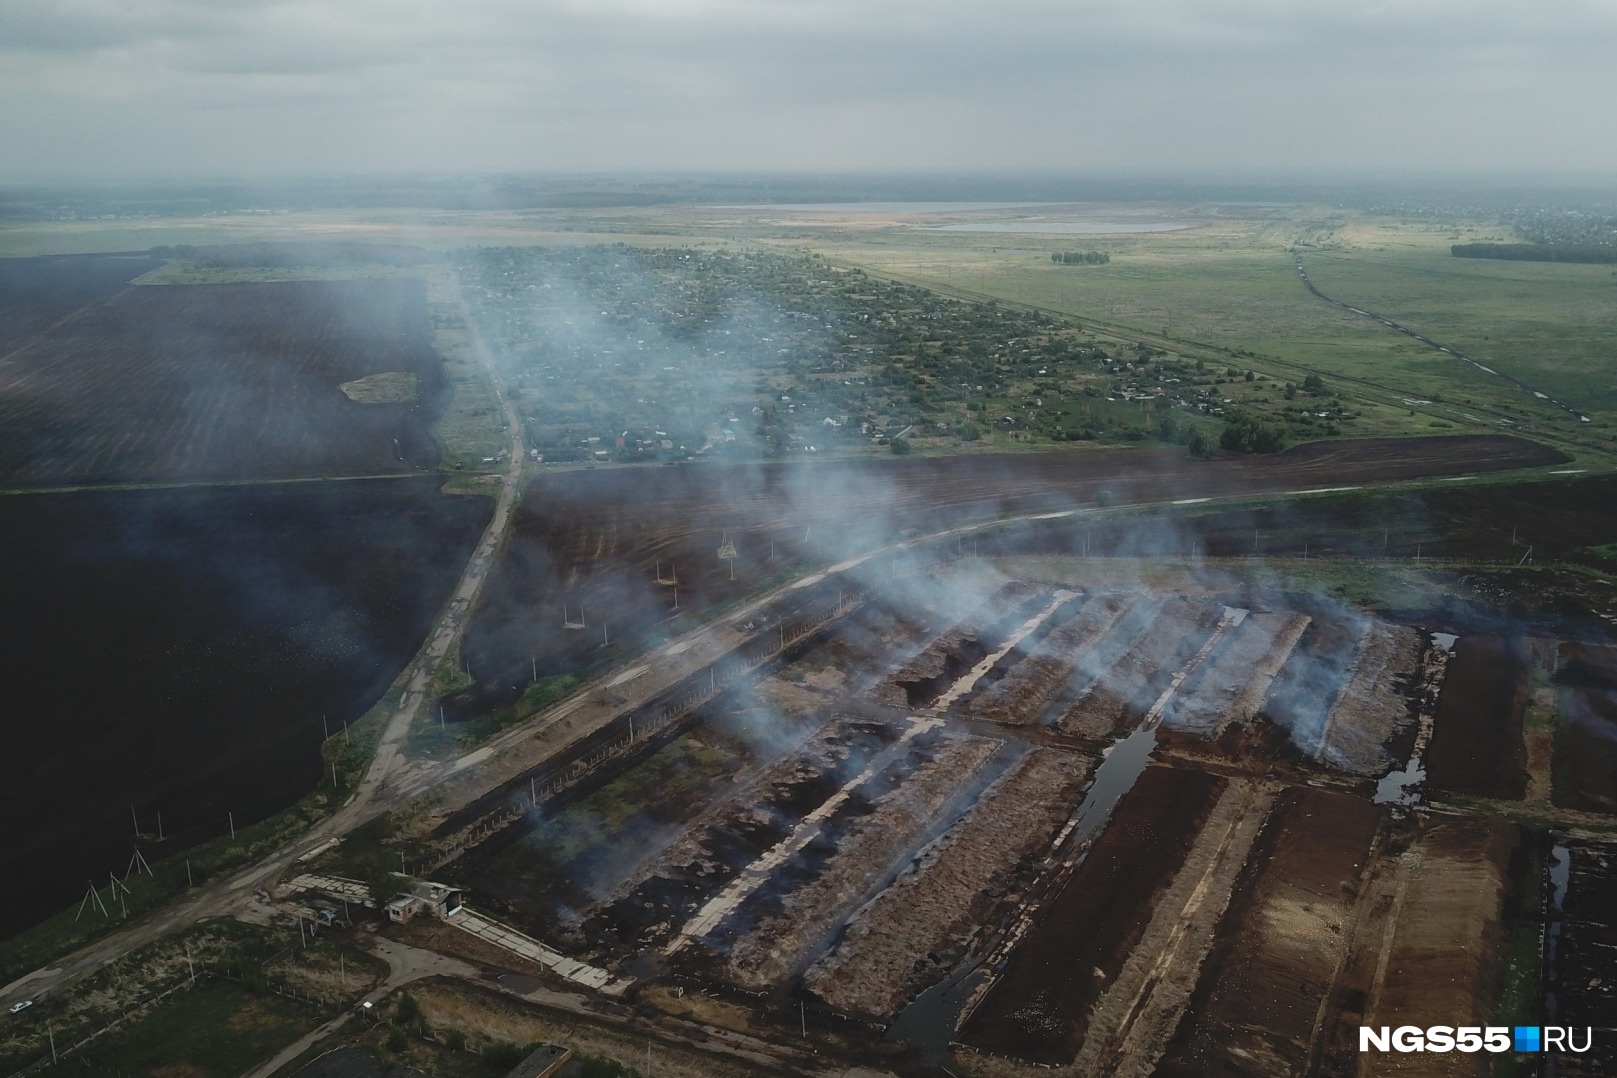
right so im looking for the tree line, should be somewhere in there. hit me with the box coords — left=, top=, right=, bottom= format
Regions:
left=1451, top=243, right=1617, bottom=265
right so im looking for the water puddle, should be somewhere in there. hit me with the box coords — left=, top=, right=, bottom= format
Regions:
left=1373, top=758, right=1426, bottom=806
left=1065, top=725, right=1160, bottom=846
left=1550, top=843, right=1570, bottom=911
left=886, top=964, right=986, bottom=1065
left=889, top=722, right=1160, bottom=1058
left=1546, top=843, right=1570, bottom=1036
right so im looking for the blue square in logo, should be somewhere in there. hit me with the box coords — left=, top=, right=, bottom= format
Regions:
left=1514, top=1026, right=1541, bottom=1052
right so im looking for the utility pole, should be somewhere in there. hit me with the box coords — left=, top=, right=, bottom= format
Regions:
left=131, top=804, right=139, bottom=837
left=186, top=859, right=193, bottom=888
left=228, top=812, right=235, bottom=840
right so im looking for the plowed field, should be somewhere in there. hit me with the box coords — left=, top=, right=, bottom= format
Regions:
left=0, top=278, right=448, bottom=484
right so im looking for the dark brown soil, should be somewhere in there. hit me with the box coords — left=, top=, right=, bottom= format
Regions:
left=0, top=278, right=448, bottom=485
left=959, top=765, right=1226, bottom=1066
left=0, top=479, right=490, bottom=937
left=0, top=253, right=160, bottom=351
left=1426, top=635, right=1531, bottom=799
left=1158, top=787, right=1383, bottom=1076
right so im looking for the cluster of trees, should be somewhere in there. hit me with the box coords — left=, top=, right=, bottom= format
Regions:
left=1451, top=243, right=1617, bottom=265
left=1051, top=250, right=1111, bottom=265
left=1219, top=412, right=1287, bottom=454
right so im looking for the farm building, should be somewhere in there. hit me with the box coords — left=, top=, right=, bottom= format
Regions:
left=384, top=880, right=465, bottom=923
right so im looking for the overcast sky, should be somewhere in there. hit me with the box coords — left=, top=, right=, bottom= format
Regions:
left=3, top=0, right=1615, bottom=181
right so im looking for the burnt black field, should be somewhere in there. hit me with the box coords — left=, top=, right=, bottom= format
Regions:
left=0, top=478, right=489, bottom=937
left=0, top=252, right=161, bottom=351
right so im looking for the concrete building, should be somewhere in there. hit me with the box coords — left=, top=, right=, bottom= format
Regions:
left=383, top=881, right=465, bottom=924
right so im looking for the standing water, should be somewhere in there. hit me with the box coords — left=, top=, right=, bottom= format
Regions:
left=888, top=724, right=1161, bottom=1057
left=1547, top=843, right=1570, bottom=1019
left=1374, top=759, right=1426, bottom=806
left=1066, top=725, right=1160, bottom=845
left=885, top=964, right=987, bottom=1065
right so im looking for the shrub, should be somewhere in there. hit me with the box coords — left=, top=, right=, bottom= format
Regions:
left=481, top=1041, right=528, bottom=1068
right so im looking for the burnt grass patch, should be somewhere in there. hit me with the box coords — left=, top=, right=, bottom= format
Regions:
left=961, top=765, right=1226, bottom=1066
left=955, top=594, right=1088, bottom=701
left=1059, top=599, right=1226, bottom=741
left=443, top=715, right=759, bottom=938
left=1426, top=635, right=1532, bottom=799
left=894, top=591, right=1052, bottom=708
left=0, top=278, right=450, bottom=485
left=453, top=435, right=1565, bottom=721
left=1555, top=644, right=1617, bottom=814
left=580, top=718, right=904, bottom=949
left=1260, top=606, right=1367, bottom=752
left=700, top=742, right=940, bottom=954
left=1549, top=841, right=1617, bottom=1076
left=0, top=478, right=490, bottom=937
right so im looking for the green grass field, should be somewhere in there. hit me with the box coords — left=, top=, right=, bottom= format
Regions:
left=809, top=211, right=1617, bottom=458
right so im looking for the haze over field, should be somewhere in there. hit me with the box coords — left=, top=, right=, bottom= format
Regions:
left=7, top=0, right=1617, bottom=1073
left=4, top=0, right=1617, bottom=180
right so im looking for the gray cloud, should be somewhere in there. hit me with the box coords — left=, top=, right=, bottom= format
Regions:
left=2, top=0, right=1614, bottom=179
